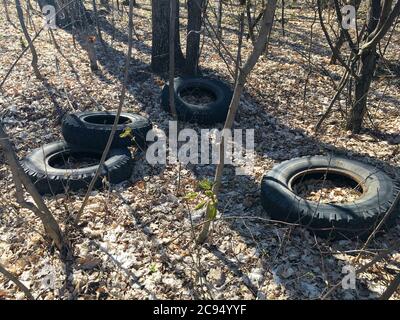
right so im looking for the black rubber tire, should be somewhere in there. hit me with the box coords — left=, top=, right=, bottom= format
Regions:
left=161, top=77, right=233, bottom=124
left=21, top=141, right=133, bottom=195
left=61, top=112, right=152, bottom=151
left=260, top=155, right=400, bottom=240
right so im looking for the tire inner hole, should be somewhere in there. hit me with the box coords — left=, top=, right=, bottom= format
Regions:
left=48, top=151, right=101, bottom=169
left=291, top=170, right=363, bottom=204
left=179, top=86, right=217, bottom=105
left=84, top=115, right=132, bottom=125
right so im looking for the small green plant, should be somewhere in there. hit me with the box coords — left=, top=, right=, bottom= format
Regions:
left=19, top=36, right=27, bottom=50
left=149, top=263, right=157, bottom=274
left=184, top=179, right=218, bottom=243
left=120, top=127, right=142, bottom=150
left=119, top=127, right=134, bottom=139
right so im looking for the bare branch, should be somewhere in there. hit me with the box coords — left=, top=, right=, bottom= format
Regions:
left=0, top=124, right=64, bottom=251
left=0, top=263, right=34, bottom=300
left=75, top=0, right=135, bottom=224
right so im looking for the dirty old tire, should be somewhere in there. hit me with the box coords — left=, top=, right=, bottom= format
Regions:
left=61, top=112, right=152, bottom=151
left=161, top=77, right=232, bottom=124
left=260, top=155, right=400, bottom=240
left=21, top=141, right=133, bottom=195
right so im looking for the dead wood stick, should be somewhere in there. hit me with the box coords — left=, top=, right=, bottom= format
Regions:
left=0, top=263, right=34, bottom=300
left=197, top=0, right=277, bottom=244
left=0, top=124, right=64, bottom=251
left=15, top=0, right=42, bottom=80
left=75, top=0, right=135, bottom=224
left=380, top=272, right=400, bottom=300
left=315, top=70, right=349, bottom=132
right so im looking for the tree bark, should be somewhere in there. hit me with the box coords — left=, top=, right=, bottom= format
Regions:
left=213, top=3, right=277, bottom=181
left=197, top=0, right=277, bottom=243
left=100, top=0, right=111, bottom=10
left=346, top=0, right=381, bottom=133
left=169, top=0, right=178, bottom=117
left=0, top=124, right=64, bottom=251
left=16, top=0, right=42, bottom=80
left=216, top=0, right=223, bottom=40
left=92, top=0, right=104, bottom=47
left=235, top=0, right=245, bottom=83
left=185, top=0, right=204, bottom=76
left=151, top=0, right=185, bottom=73
left=281, top=0, right=285, bottom=36
left=246, top=0, right=255, bottom=43
left=346, top=48, right=377, bottom=132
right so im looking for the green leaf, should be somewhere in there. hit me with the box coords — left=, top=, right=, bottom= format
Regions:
left=184, top=192, right=198, bottom=200
left=207, top=202, right=217, bottom=220
left=120, top=127, right=133, bottom=138
left=149, top=263, right=157, bottom=274
left=204, top=190, right=214, bottom=198
left=19, top=37, right=27, bottom=49
left=198, top=179, right=213, bottom=191
left=195, top=200, right=207, bottom=210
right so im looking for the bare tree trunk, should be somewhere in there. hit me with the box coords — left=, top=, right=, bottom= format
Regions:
left=197, top=0, right=277, bottom=243
left=346, top=48, right=378, bottom=132
left=151, top=0, right=185, bottom=73
left=246, top=0, right=255, bottom=43
left=235, top=0, right=245, bottom=83
left=123, top=0, right=136, bottom=5
left=15, top=0, right=42, bottom=80
left=59, top=0, right=88, bottom=28
left=281, top=0, right=285, bottom=36
left=346, top=0, right=381, bottom=133
left=320, top=0, right=400, bottom=133
left=216, top=0, right=223, bottom=42
left=0, top=124, right=64, bottom=251
left=92, top=0, right=105, bottom=48
left=83, top=34, right=99, bottom=71
left=185, top=0, right=204, bottom=76
left=169, top=0, right=177, bottom=117
left=75, top=6, right=99, bottom=72
left=100, top=0, right=111, bottom=10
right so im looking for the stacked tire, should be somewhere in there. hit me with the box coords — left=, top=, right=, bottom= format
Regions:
left=21, top=112, right=152, bottom=195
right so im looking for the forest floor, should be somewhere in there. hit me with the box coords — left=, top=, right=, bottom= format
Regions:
left=1, top=1, right=400, bottom=300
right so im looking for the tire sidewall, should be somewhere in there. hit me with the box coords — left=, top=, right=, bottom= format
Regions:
left=161, top=77, right=232, bottom=124
left=21, top=141, right=133, bottom=194
left=261, top=156, right=398, bottom=238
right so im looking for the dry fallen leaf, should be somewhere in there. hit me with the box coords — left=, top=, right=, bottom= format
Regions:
left=77, top=256, right=102, bottom=271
